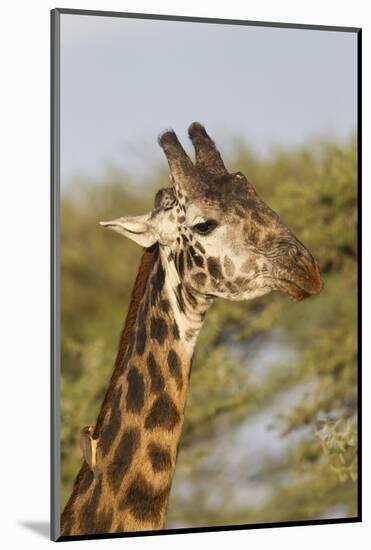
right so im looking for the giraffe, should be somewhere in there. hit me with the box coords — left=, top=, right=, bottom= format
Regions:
left=60, top=122, right=322, bottom=537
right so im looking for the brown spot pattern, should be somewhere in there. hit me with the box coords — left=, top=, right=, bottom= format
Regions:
left=126, top=367, right=145, bottom=413
left=190, top=245, right=204, bottom=267
left=186, top=250, right=193, bottom=270
left=148, top=443, right=172, bottom=472
left=99, top=387, right=122, bottom=457
left=147, top=352, right=164, bottom=394
left=177, top=250, right=185, bottom=278
left=167, top=349, right=183, bottom=389
left=207, top=256, right=223, bottom=280
left=95, top=507, right=113, bottom=533
left=79, top=468, right=94, bottom=495
left=160, top=299, right=170, bottom=313
left=145, top=393, right=180, bottom=431
left=175, top=285, right=186, bottom=313
left=150, top=317, right=168, bottom=344
left=107, top=428, right=140, bottom=493
left=150, top=261, right=165, bottom=305
left=119, top=474, right=170, bottom=525
left=135, top=326, right=147, bottom=356
left=78, top=479, right=102, bottom=534
left=192, top=272, right=207, bottom=286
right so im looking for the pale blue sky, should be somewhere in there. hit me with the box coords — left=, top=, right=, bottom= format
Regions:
left=60, top=14, right=357, bottom=187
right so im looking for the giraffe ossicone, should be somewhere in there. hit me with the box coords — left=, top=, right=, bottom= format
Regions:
left=61, top=122, right=322, bottom=536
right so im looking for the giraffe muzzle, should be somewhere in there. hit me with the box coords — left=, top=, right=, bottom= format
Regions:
left=277, top=254, right=323, bottom=301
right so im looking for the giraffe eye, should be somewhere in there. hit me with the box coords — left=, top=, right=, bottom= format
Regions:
left=192, top=219, right=218, bottom=235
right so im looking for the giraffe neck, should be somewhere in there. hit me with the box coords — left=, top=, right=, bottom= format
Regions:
left=61, top=245, right=211, bottom=536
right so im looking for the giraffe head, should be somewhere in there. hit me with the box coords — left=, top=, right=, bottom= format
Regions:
left=101, top=122, right=322, bottom=303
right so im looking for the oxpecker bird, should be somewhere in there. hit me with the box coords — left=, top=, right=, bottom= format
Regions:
left=80, top=424, right=98, bottom=479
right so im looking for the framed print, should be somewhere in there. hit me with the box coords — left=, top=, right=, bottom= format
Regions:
left=51, top=8, right=361, bottom=542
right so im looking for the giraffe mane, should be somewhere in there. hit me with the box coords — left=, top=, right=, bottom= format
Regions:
left=94, top=245, right=158, bottom=438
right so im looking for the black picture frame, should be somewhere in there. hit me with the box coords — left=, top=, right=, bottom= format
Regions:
left=51, top=8, right=362, bottom=542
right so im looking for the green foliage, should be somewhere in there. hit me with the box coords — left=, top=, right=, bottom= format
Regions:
left=316, top=420, right=357, bottom=483
left=60, top=137, right=357, bottom=524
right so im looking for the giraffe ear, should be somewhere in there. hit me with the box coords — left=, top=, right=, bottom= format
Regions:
left=100, top=213, right=157, bottom=248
